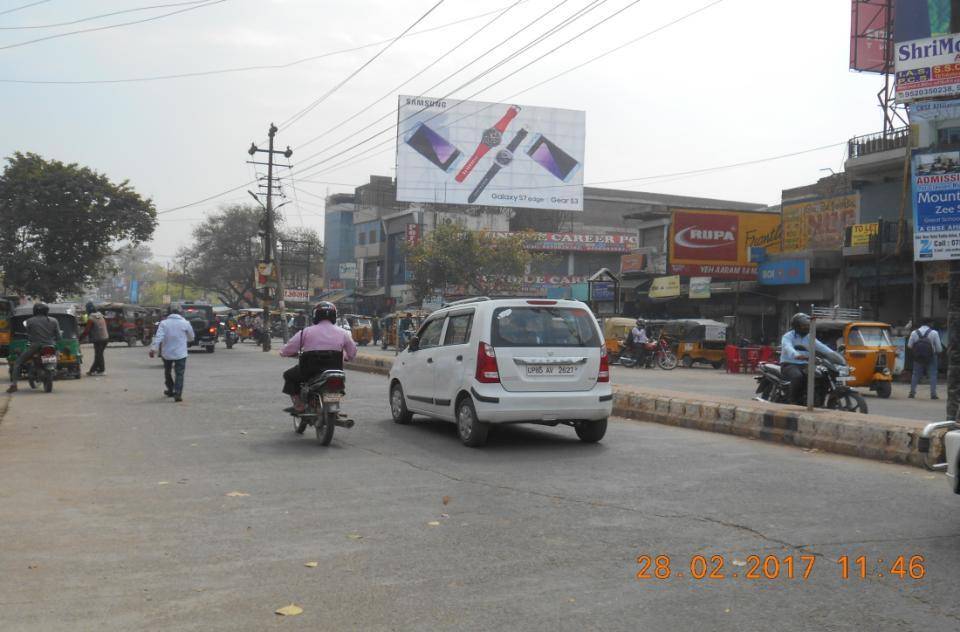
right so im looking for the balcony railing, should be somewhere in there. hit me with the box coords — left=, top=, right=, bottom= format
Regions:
left=847, top=126, right=910, bottom=159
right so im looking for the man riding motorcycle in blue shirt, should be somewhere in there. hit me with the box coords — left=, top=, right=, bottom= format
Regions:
left=780, top=312, right=837, bottom=405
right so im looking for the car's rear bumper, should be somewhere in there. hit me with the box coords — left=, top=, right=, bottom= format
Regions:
left=470, top=384, right=612, bottom=423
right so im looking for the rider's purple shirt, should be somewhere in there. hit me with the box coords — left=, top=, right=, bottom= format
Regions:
left=280, top=321, right=357, bottom=361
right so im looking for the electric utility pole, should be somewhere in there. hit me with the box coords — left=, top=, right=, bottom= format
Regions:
left=247, top=123, right=292, bottom=352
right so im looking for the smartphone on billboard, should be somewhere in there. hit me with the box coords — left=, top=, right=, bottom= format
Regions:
left=404, top=122, right=463, bottom=173
left=525, top=133, right=581, bottom=182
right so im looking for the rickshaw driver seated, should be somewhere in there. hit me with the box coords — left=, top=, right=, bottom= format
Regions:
left=279, top=302, right=357, bottom=414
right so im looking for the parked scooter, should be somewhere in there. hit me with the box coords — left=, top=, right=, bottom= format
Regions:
left=9, top=344, right=58, bottom=393
left=753, top=345, right=867, bottom=414
left=287, top=350, right=355, bottom=445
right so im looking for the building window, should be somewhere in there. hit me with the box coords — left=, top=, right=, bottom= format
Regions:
left=938, top=127, right=960, bottom=145
left=369, top=230, right=377, bottom=244
left=358, top=231, right=366, bottom=245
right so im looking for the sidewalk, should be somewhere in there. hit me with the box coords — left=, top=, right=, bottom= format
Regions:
left=347, top=353, right=936, bottom=468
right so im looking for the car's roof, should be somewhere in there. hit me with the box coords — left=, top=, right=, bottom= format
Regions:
left=431, top=297, right=589, bottom=317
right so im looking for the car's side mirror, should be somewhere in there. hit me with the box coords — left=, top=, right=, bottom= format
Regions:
left=407, top=336, right=420, bottom=352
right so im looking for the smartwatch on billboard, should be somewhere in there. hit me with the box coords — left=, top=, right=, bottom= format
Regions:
left=467, top=128, right=528, bottom=204
left=454, top=105, right=521, bottom=183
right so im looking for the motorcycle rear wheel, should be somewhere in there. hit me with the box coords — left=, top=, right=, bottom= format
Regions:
left=43, top=371, right=53, bottom=393
left=315, top=411, right=335, bottom=446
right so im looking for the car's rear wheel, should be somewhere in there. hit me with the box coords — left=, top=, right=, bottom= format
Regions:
left=206, top=346, right=215, bottom=353
left=390, top=383, right=413, bottom=424
left=456, top=397, right=488, bottom=447
left=575, top=418, right=607, bottom=443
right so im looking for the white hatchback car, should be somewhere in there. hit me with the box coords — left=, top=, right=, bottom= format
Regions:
left=388, top=297, right=613, bottom=446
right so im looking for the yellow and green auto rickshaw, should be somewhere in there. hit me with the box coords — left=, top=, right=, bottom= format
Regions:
left=602, top=317, right=636, bottom=363
left=815, top=319, right=897, bottom=398
left=380, top=310, right=426, bottom=351
left=8, top=303, right=84, bottom=380
left=345, top=314, right=374, bottom=346
left=660, top=319, right=728, bottom=369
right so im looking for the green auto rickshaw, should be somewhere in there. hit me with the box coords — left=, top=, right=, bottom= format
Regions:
left=8, top=303, right=84, bottom=380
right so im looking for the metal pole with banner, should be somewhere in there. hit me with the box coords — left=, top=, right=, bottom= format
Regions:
left=807, top=316, right=817, bottom=412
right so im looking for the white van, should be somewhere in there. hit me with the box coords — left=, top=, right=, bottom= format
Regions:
left=388, top=298, right=613, bottom=447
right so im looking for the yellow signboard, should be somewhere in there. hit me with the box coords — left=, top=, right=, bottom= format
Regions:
left=782, top=194, right=859, bottom=251
left=668, top=209, right=782, bottom=280
left=649, top=275, right=681, bottom=299
left=850, top=222, right=879, bottom=247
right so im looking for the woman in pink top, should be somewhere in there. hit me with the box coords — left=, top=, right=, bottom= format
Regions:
left=280, top=302, right=357, bottom=412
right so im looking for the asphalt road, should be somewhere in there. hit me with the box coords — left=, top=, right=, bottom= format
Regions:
left=2, top=343, right=960, bottom=631
left=362, top=345, right=943, bottom=423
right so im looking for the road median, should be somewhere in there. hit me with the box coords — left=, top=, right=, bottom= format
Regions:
left=347, top=353, right=930, bottom=467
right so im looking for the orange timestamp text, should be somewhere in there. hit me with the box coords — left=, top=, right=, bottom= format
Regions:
left=635, top=554, right=926, bottom=581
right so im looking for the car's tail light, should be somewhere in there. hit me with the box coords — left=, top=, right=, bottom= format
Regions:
left=598, top=349, right=610, bottom=383
left=230, top=325, right=237, bottom=331
left=475, top=342, right=500, bottom=383
left=324, top=376, right=345, bottom=391
left=208, top=326, right=217, bottom=334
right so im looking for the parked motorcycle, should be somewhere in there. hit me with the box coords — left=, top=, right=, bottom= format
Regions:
left=753, top=346, right=867, bottom=414
left=287, top=350, right=354, bottom=445
left=619, top=336, right=677, bottom=370
left=9, top=344, right=58, bottom=393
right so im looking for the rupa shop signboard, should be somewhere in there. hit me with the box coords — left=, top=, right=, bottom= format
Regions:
left=668, top=209, right=782, bottom=280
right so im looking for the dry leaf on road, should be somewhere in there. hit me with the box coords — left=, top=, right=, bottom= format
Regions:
left=428, top=521, right=441, bottom=527
left=275, top=604, right=303, bottom=616
left=347, top=533, right=363, bottom=540
left=304, top=562, right=318, bottom=568
left=225, top=491, right=250, bottom=497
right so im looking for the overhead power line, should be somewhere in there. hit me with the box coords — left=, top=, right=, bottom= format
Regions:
left=277, top=0, right=448, bottom=131
left=0, top=5, right=520, bottom=84
left=0, top=0, right=226, bottom=51
left=0, top=1, right=51, bottom=18
left=0, top=0, right=210, bottom=29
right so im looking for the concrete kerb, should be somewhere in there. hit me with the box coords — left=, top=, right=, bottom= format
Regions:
left=347, top=353, right=929, bottom=468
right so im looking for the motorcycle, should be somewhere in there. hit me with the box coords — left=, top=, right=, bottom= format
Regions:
left=10, top=344, right=58, bottom=393
left=224, top=323, right=238, bottom=349
left=287, top=350, right=354, bottom=445
left=753, top=346, right=868, bottom=414
left=619, top=335, right=677, bottom=370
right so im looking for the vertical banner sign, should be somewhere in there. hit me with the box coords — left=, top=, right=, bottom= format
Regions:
left=689, top=277, right=711, bottom=299
left=129, top=279, right=139, bottom=304
left=405, top=223, right=421, bottom=246
left=912, top=150, right=960, bottom=260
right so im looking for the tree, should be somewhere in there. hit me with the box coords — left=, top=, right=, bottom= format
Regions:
left=0, top=152, right=156, bottom=300
left=406, top=223, right=535, bottom=300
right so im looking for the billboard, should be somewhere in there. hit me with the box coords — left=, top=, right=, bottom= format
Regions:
left=396, top=95, right=585, bottom=211
left=850, top=0, right=892, bottom=73
left=781, top=194, right=859, bottom=251
left=912, top=150, right=960, bottom=260
left=895, top=33, right=960, bottom=102
left=758, top=259, right=810, bottom=285
left=894, top=0, right=956, bottom=43
left=668, top=209, right=782, bottom=280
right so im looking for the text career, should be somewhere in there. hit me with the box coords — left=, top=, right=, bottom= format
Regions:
left=635, top=554, right=926, bottom=581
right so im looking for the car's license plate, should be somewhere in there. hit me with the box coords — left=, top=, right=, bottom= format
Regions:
left=41, top=357, right=57, bottom=365
left=525, top=364, right=575, bottom=377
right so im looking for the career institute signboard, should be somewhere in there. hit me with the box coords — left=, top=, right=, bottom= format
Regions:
left=912, top=150, right=960, bottom=261
left=895, top=34, right=960, bottom=102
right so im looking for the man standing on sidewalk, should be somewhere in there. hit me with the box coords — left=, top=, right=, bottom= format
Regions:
left=148, top=307, right=194, bottom=402
left=908, top=318, right=943, bottom=400
left=82, top=302, right=109, bottom=375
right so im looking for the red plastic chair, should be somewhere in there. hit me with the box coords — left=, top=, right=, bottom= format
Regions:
left=758, top=345, right=775, bottom=363
left=724, top=345, right=741, bottom=373
left=744, top=347, right=761, bottom=373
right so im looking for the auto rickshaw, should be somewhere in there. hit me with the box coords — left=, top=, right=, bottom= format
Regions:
left=345, top=314, right=374, bottom=346
left=380, top=310, right=426, bottom=351
left=96, top=302, right=144, bottom=346
left=140, top=307, right=164, bottom=346
left=814, top=319, right=897, bottom=398
left=237, top=308, right=263, bottom=342
left=661, top=319, right=728, bottom=369
left=602, top=317, right=636, bottom=363
left=9, top=303, right=83, bottom=380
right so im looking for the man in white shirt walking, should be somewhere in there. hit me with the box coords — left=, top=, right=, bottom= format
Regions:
left=908, top=318, right=943, bottom=400
left=149, top=307, right=195, bottom=402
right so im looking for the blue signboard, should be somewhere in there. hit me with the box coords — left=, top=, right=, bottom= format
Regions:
left=912, top=150, right=960, bottom=260
left=757, top=260, right=809, bottom=285
left=591, top=281, right=615, bottom=302
left=129, top=279, right=139, bottom=303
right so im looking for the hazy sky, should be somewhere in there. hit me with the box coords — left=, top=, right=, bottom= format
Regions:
left=0, top=0, right=885, bottom=261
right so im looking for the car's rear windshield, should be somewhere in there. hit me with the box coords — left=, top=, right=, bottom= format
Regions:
left=491, top=306, right=599, bottom=347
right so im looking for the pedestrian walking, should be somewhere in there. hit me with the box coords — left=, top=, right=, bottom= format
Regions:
left=908, top=318, right=943, bottom=400
left=82, top=301, right=109, bottom=375
left=148, top=307, right=195, bottom=402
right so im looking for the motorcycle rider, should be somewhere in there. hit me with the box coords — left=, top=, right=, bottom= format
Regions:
left=628, top=318, right=650, bottom=368
left=7, top=303, right=61, bottom=393
left=279, top=302, right=357, bottom=413
left=780, top=312, right=834, bottom=405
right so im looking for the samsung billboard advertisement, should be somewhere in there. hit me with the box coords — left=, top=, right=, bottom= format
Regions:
left=395, top=95, right=585, bottom=211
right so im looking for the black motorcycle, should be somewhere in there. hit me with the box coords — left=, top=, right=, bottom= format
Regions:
left=753, top=346, right=868, bottom=414
left=287, top=350, right=354, bottom=445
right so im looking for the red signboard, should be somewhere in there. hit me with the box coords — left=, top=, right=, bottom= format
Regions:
left=405, top=223, right=420, bottom=246
left=327, top=279, right=345, bottom=290
left=671, top=211, right=739, bottom=262
left=850, top=0, right=891, bottom=73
